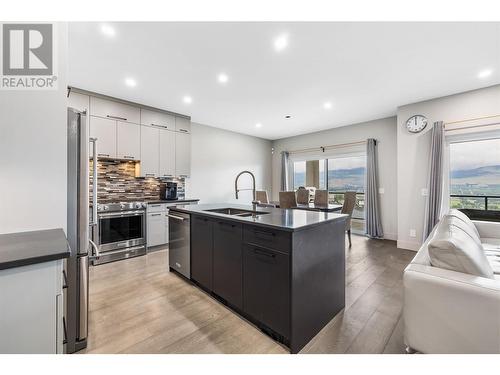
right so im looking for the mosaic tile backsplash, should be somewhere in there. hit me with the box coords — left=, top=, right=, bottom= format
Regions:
left=90, top=159, right=185, bottom=202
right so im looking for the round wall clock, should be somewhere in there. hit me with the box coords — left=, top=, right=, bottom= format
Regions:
left=405, top=115, right=428, bottom=133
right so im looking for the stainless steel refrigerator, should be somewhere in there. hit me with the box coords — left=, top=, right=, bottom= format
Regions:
left=66, top=108, right=98, bottom=353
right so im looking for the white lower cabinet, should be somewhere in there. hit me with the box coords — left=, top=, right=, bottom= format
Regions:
left=0, top=260, right=64, bottom=354
left=147, top=211, right=167, bottom=247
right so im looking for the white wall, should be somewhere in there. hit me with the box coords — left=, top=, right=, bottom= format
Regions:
left=0, top=23, right=68, bottom=234
left=271, top=117, right=398, bottom=240
left=396, top=84, right=500, bottom=250
left=186, top=122, right=273, bottom=204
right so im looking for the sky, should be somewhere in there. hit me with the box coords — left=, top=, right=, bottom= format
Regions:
left=450, top=139, right=500, bottom=170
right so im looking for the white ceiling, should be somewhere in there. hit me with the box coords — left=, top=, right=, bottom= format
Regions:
left=68, top=22, right=500, bottom=140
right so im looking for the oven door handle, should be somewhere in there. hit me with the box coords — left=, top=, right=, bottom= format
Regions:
left=89, top=239, right=100, bottom=259
left=98, top=211, right=145, bottom=218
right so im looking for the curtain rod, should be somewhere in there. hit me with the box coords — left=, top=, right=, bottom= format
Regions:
left=287, top=140, right=368, bottom=155
left=444, top=114, right=500, bottom=126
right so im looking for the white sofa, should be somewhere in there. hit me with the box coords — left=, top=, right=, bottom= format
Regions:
left=403, top=210, right=500, bottom=353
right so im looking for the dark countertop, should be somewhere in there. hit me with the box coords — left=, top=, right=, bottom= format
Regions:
left=145, top=198, right=200, bottom=204
left=170, top=203, right=347, bottom=232
left=0, top=228, right=70, bottom=271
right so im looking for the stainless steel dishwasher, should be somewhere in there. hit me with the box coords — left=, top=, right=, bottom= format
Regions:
left=168, top=211, right=190, bottom=278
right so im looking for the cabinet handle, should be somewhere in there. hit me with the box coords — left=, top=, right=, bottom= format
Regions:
left=179, top=175, right=188, bottom=178
left=162, top=174, right=173, bottom=177
left=150, top=213, right=162, bottom=216
left=62, top=317, right=68, bottom=345
left=151, top=123, right=168, bottom=129
left=254, top=229, right=276, bottom=239
left=254, top=248, right=276, bottom=258
left=98, top=153, right=110, bottom=157
left=106, top=115, right=127, bottom=121
left=145, top=173, right=156, bottom=177
left=150, top=204, right=161, bottom=207
left=218, top=221, right=236, bottom=228
left=62, top=270, right=68, bottom=289
left=179, top=129, right=188, bottom=133
left=123, top=155, right=135, bottom=159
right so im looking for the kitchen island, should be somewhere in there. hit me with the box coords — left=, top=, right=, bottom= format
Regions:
left=169, top=203, right=347, bottom=353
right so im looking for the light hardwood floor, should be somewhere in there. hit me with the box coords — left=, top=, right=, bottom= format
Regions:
left=80, top=235, right=415, bottom=354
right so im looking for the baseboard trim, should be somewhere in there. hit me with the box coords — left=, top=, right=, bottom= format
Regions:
left=397, top=240, right=420, bottom=251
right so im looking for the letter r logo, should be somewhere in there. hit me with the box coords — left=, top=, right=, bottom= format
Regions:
left=2, top=24, right=53, bottom=76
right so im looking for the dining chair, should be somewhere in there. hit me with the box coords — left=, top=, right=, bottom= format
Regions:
left=314, top=190, right=329, bottom=206
left=255, top=190, right=269, bottom=204
left=279, top=191, right=297, bottom=209
left=342, top=192, right=357, bottom=247
left=296, top=187, right=309, bottom=205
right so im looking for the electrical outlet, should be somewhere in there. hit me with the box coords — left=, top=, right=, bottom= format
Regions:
left=409, top=229, right=417, bottom=238
left=421, top=188, right=428, bottom=196
left=378, top=187, right=385, bottom=194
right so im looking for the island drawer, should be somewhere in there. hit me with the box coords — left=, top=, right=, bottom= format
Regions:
left=243, top=225, right=291, bottom=254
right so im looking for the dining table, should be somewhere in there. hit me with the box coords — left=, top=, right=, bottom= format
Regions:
left=265, top=201, right=343, bottom=213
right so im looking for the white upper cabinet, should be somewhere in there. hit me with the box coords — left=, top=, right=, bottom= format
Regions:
left=175, top=131, right=191, bottom=178
left=68, top=91, right=89, bottom=112
left=117, top=121, right=140, bottom=160
left=89, top=116, right=117, bottom=158
left=90, top=96, right=141, bottom=124
left=140, top=125, right=160, bottom=177
left=141, top=109, right=175, bottom=130
left=159, top=128, right=176, bottom=178
left=175, top=116, right=191, bottom=133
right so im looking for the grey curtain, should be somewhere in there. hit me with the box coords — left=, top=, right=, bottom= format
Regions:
left=281, top=151, right=290, bottom=191
left=423, top=121, right=444, bottom=239
left=365, top=139, right=384, bottom=238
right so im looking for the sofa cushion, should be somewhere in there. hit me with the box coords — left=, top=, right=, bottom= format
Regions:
left=428, top=217, right=494, bottom=279
left=482, top=237, right=500, bottom=251
left=442, top=214, right=482, bottom=247
left=448, top=209, right=480, bottom=239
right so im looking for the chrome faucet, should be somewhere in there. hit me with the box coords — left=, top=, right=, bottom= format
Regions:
left=235, top=170, right=260, bottom=210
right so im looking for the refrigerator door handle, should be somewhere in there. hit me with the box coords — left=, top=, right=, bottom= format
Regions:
left=78, top=256, right=89, bottom=341
left=89, top=137, right=98, bottom=228
left=89, top=239, right=100, bottom=259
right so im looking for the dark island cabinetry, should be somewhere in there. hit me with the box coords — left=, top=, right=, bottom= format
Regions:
left=213, top=220, right=243, bottom=309
left=190, top=215, right=213, bottom=290
left=172, top=204, right=347, bottom=353
left=243, top=243, right=290, bottom=338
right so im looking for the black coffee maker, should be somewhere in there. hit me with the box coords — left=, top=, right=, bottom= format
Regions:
left=160, top=182, right=178, bottom=200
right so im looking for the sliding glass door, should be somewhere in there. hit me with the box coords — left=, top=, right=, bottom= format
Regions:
left=291, top=153, right=366, bottom=233
left=327, top=155, right=366, bottom=233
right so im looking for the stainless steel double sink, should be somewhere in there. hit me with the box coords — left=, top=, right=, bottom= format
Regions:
left=204, top=208, right=270, bottom=218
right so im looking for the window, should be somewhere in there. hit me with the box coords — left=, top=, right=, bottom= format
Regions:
left=292, top=159, right=327, bottom=189
left=450, top=138, right=500, bottom=211
left=291, top=154, right=366, bottom=233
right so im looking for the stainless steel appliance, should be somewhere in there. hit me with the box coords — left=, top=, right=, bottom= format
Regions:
left=168, top=211, right=190, bottom=278
left=160, top=181, right=178, bottom=200
left=66, top=108, right=94, bottom=353
left=93, top=201, right=147, bottom=265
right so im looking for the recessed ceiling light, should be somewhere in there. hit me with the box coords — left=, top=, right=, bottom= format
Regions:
left=323, top=102, right=332, bottom=109
left=100, top=24, right=116, bottom=37
left=274, top=34, right=289, bottom=52
left=183, top=96, right=192, bottom=104
left=217, top=73, right=229, bottom=84
left=478, top=69, right=493, bottom=79
left=255, top=123, right=262, bottom=128
left=125, top=78, right=136, bottom=87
